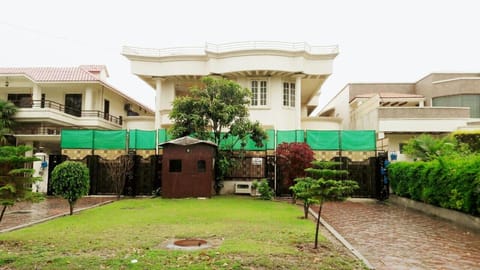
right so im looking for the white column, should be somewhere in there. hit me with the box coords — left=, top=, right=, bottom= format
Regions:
left=294, top=75, right=304, bottom=130
left=155, top=78, right=165, bottom=130
left=84, top=87, right=93, bottom=110
left=32, top=84, right=42, bottom=108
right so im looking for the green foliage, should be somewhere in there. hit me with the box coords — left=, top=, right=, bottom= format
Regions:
left=0, top=145, right=42, bottom=222
left=256, top=179, right=273, bottom=200
left=0, top=100, right=17, bottom=145
left=290, top=177, right=319, bottom=218
left=168, top=77, right=268, bottom=187
left=291, top=161, right=358, bottom=209
left=169, top=76, right=267, bottom=148
left=389, top=154, right=480, bottom=215
left=452, top=130, right=480, bottom=152
left=402, top=134, right=460, bottom=161
left=51, top=161, right=90, bottom=215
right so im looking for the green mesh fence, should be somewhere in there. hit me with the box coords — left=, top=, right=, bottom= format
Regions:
left=129, top=129, right=156, bottom=150
left=158, top=129, right=170, bottom=144
left=306, top=130, right=340, bottom=150
left=276, top=130, right=305, bottom=144
left=61, top=130, right=94, bottom=149
left=340, top=130, right=376, bottom=151
left=61, top=129, right=376, bottom=151
left=93, top=130, right=127, bottom=150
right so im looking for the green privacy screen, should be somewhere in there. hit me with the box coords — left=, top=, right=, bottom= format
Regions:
left=93, top=130, right=127, bottom=149
left=61, top=129, right=376, bottom=151
left=306, top=130, right=340, bottom=150
left=340, top=130, right=376, bottom=151
left=61, top=130, right=94, bottom=149
left=61, top=130, right=126, bottom=150
left=276, top=130, right=305, bottom=144
left=129, top=129, right=156, bottom=150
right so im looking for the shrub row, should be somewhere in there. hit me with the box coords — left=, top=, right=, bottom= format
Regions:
left=389, top=155, right=480, bottom=216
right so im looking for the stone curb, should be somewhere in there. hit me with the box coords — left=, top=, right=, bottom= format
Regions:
left=308, top=207, right=375, bottom=270
left=388, top=195, right=480, bottom=232
left=0, top=200, right=114, bottom=234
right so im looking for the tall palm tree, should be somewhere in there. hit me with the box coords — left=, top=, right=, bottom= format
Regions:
left=0, top=99, right=17, bottom=145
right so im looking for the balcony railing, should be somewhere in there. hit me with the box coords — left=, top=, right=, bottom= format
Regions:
left=122, top=41, right=339, bottom=57
left=13, top=99, right=123, bottom=125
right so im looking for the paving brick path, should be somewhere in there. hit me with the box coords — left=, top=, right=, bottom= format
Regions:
left=317, top=200, right=480, bottom=270
left=0, top=196, right=114, bottom=232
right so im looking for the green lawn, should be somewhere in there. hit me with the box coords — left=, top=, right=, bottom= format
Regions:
left=0, top=196, right=364, bottom=269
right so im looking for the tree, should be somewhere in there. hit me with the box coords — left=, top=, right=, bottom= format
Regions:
left=276, top=142, right=314, bottom=194
left=291, top=160, right=359, bottom=249
left=104, top=155, right=134, bottom=199
left=169, top=77, right=268, bottom=191
left=0, top=100, right=17, bottom=145
left=51, top=161, right=90, bottom=215
left=403, top=134, right=456, bottom=161
left=290, top=177, right=319, bottom=219
left=0, top=145, right=42, bottom=223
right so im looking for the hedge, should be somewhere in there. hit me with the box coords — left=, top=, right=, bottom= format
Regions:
left=389, top=155, right=480, bottom=216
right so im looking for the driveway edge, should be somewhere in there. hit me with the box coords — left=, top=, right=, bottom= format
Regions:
left=308, top=207, right=375, bottom=270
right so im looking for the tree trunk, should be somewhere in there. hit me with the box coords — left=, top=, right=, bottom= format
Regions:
left=314, top=201, right=323, bottom=249
left=0, top=205, right=7, bottom=222
left=304, top=203, right=309, bottom=219
left=69, top=202, right=74, bottom=215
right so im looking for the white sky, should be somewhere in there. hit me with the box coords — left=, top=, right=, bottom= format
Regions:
left=2, top=0, right=480, bottom=111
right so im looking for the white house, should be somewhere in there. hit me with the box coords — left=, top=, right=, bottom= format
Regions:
left=122, top=41, right=340, bottom=131
left=318, top=73, right=480, bottom=160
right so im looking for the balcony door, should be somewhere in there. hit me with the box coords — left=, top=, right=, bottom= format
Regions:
left=104, top=99, right=110, bottom=120
left=65, top=94, right=82, bottom=117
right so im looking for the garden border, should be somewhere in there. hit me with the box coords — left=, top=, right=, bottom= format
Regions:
left=388, top=195, right=480, bottom=232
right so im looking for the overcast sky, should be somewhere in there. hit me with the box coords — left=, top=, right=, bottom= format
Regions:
left=1, top=0, right=479, bottom=111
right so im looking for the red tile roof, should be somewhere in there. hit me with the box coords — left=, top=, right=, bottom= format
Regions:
left=0, top=66, right=107, bottom=82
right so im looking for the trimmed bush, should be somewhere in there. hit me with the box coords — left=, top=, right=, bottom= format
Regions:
left=389, top=155, right=480, bottom=216
left=51, top=161, right=90, bottom=215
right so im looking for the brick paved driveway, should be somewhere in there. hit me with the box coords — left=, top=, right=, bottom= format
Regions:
left=318, top=199, right=480, bottom=270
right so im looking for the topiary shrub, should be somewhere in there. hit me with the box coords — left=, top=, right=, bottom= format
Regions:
left=256, top=179, right=273, bottom=200
left=51, top=161, right=90, bottom=215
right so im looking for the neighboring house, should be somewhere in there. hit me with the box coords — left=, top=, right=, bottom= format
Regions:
left=122, top=41, right=341, bottom=131
left=0, top=65, right=154, bottom=155
left=318, top=73, right=480, bottom=160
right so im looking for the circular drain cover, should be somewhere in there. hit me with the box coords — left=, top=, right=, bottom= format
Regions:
left=166, top=239, right=211, bottom=251
left=174, top=239, right=208, bottom=247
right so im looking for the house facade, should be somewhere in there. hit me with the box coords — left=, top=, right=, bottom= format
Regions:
left=319, top=73, right=480, bottom=160
left=122, top=41, right=341, bottom=131
left=0, top=65, right=154, bottom=155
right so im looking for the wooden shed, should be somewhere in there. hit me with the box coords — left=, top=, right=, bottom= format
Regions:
left=160, top=136, right=217, bottom=198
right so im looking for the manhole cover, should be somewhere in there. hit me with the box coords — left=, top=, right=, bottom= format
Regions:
left=174, top=239, right=208, bottom=247
left=165, top=238, right=213, bottom=251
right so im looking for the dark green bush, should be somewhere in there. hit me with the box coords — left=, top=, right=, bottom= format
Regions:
left=389, top=154, right=480, bottom=216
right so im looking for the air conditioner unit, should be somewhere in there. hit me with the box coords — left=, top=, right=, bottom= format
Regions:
left=234, top=182, right=251, bottom=194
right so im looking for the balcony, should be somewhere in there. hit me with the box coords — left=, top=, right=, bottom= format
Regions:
left=11, top=99, right=123, bottom=128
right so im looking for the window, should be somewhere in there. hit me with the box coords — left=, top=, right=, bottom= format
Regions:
left=283, top=82, right=295, bottom=107
left=197, top=160, right=206, bottom=172
left=169, top=159, right=182, bottom=172
left=65, top=94, right=82, bottom=117
left=433, top=94, right=480, bottom=118
left=251, top=80, right=267, bottom=106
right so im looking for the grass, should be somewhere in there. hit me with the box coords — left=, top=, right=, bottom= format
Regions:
left=0, top=196, right=365, bottom=269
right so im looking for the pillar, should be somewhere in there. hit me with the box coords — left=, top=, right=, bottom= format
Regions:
left=84, top=87, right=93, bottom=111
left=155, top=78, right=165, bottom=130
left=294, top=75, right=304, bottom=130
left=32, top=84, right=42, bottom=108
